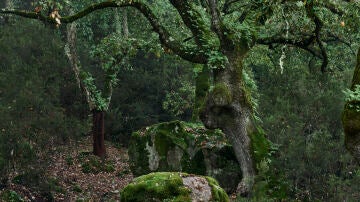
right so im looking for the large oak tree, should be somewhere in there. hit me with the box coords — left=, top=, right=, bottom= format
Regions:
left=1, top=0, right=356, bottom=195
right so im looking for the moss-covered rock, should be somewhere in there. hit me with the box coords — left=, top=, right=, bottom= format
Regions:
left=128, top=121, right=241, bottom=192
left=120, top=172, right=229, bottom=202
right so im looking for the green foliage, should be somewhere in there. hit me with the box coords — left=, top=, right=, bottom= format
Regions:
left=344, top=84, right=360, bottom=111
left=207, top=51, right=228, bottom=69
left=0, top=190, right=23, bottom=202
left=0, top=20, right=89, bottom=180
left=242, top=69, right=260, bottom=118
left=163, top=80, right=195, bottom=117
left=77, top=152, right=116, bottom=174
left=250, top=45, right=359, bottom=200
left=249, top=127, right=271, bottom=166
left=80, top=70, right=108, bottom=111
left=12, top=170, right=63, bottom=199
left=104, top=53, right=194, bottom=145
left=72, top=184, right=83, bottom=193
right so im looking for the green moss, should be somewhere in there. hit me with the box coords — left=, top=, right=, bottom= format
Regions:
left=128, top=130, right=151, bottom=175
left=210, top=83, right=232, bottom=106
left=180, top=151, right=206, bottom=174
left=121, top=172, right=230, bottom=202
left=154, top=121, right=188, bottom=150
left=205, top=177, right=230, bottom=202
left=129, top=121, right=230, bottom=176
left=120, top=172, right=192, bottom=202
left=0, top=190, right=23, bottom=202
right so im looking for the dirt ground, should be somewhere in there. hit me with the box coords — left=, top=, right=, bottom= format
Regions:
left=1, top=137, right=133, bottom=201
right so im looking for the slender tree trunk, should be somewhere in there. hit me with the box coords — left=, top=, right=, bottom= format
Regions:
left=200, top=52, right=260, bottom=195
left=65, top=15, right=106, bottom=158
left=343, top=47, right=360, bottom=162
left=92, top=110, right=106, bottom=158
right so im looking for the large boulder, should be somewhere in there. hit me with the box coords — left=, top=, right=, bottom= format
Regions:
left=120, top=172, right=229, bottom=202
left=128, top=121, right=241, bottom=192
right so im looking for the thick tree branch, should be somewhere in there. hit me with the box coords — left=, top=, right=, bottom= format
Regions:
left=208, top=0, right=234, bottom=51
left=257, top=35, right=323, bottom=58
left=324, top=32, right=356, bottom=55
left=306, top=2, right=328, bottom=73
left=169, top=0, right=215, bottom=49
left=0, top=9, right=51, bottom=22
left=208, top=0, right=221, bottom=36
left=0, top=0, right=208, bottom=64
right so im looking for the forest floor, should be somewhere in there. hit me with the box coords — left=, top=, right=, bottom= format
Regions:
left=1, top=136, right=239, bottom=201
left=0, top=136, right=133, bottom=201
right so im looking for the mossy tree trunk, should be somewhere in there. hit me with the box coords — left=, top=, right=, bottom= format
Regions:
left=200, top=51, right=257, bottom=195
left=343, top=47, right=360, bottom=162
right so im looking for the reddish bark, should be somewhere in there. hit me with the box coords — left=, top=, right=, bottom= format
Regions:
left=92, top=110, right=106, bottom=158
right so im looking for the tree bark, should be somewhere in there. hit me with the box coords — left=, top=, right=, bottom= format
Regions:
left=192, top=64, right=210, bottom=122
left=343, top=47, right=360, bottom=162
left=200, top=52, right=258, bottom=195
left=93, top=110, right=106, bottom=158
